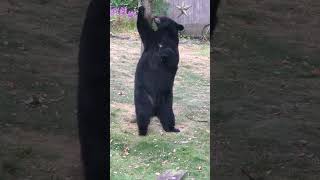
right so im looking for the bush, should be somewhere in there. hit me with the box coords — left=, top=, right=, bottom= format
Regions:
left=111, top=0, right=139, bottom=11
left=109, top=0, right=170, bottom=32
left=110, top=7, right=137, bottom=32
left=110, top=0, right=169, bottom=15
left=152, top=0, right=169, bottom=16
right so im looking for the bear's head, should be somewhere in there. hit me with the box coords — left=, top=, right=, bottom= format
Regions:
left=153, top=16, right=184, bottom=43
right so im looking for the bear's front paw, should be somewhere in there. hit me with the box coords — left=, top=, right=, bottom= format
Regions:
left=138, top=6, right=145, bottom=14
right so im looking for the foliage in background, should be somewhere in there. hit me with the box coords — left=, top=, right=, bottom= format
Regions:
left=110, top=0, right=170, bottom=32
left=110, top=7, right=137, bottom=32
left=111, top=0, right=139, bottom=11
left=151, top=0, right=170, bottom=16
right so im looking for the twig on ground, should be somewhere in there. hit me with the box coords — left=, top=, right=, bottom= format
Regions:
left=240, top=168, right=255, bottom=180
left=185, top=114, right=208, bottom=123
left=110, top=33, right=130, bottom=40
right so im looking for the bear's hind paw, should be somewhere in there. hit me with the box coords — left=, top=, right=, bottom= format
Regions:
left=165, top=127, right=180, bottom=133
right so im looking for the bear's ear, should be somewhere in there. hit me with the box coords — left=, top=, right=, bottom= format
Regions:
left=176, top=23, right=184, bottom=31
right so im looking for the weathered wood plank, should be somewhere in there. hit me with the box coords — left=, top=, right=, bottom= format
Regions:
left=165, top=0, right=210, bottom=25
left=164, top=0, right=210, bottom=36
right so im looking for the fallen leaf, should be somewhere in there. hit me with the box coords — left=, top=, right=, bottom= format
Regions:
left=281, top=60, right=290, bottom=65
left=266, top=170, right=272, bottom=175
left=298, top=139, right=308, bottom=146
left=311, top=68, right=320, bottom=76
left=122, top=146, right=129, bottom=156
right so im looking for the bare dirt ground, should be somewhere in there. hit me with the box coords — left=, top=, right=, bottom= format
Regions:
left=213, top=0, right=320, bottom=179
left=0, top=0, right=87, bottom=179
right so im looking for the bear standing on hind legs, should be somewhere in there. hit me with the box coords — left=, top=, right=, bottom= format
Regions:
left=134, top=6, right=184, bottom=136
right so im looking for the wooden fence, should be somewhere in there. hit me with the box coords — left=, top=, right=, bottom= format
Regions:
left=164, top=0, right=210, bottom=37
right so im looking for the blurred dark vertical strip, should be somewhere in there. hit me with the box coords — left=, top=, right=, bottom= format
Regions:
left=78, top=0, right=108, bottom=179
left=211, top=0, right=220, bottom=179
left=211, top=0, right=220, bottom=35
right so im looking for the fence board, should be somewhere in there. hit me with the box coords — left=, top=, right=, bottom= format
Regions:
left=164, top=0, right=210, bottom=36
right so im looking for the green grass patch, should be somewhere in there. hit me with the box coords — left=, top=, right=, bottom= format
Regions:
left=195, top=44, right=210, bottom=57
left=110, top=132, right=210, bottom=179
left=111, top=16, right=136, bottom=33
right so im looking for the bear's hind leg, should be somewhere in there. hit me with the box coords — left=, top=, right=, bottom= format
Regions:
left=135, top=92, right=153, bottom=136
left=136, top=112, right=152, bottom=136
left=158, top=97, right=180, bottom=133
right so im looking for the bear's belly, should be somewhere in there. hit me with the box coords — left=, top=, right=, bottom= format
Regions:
left=143, top=69, right=175, bottom=91
left=135, top=51, right=178, bottom=102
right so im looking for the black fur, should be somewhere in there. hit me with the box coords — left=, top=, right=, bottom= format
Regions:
left=77, top=0, right=107, bottom=179
left=134, top=6, right=183, bottom=136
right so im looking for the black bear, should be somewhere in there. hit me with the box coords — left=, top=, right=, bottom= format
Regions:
left=77, top=0, right=107, bottom=179
left=134, top=6, right=184, bottom=136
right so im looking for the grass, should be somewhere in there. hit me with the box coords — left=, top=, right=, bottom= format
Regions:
left=110, top=111, right=210, bottom=179
left=111, top=17, right=137, bottom=33
left=110, top=33, right=210, bottom=179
